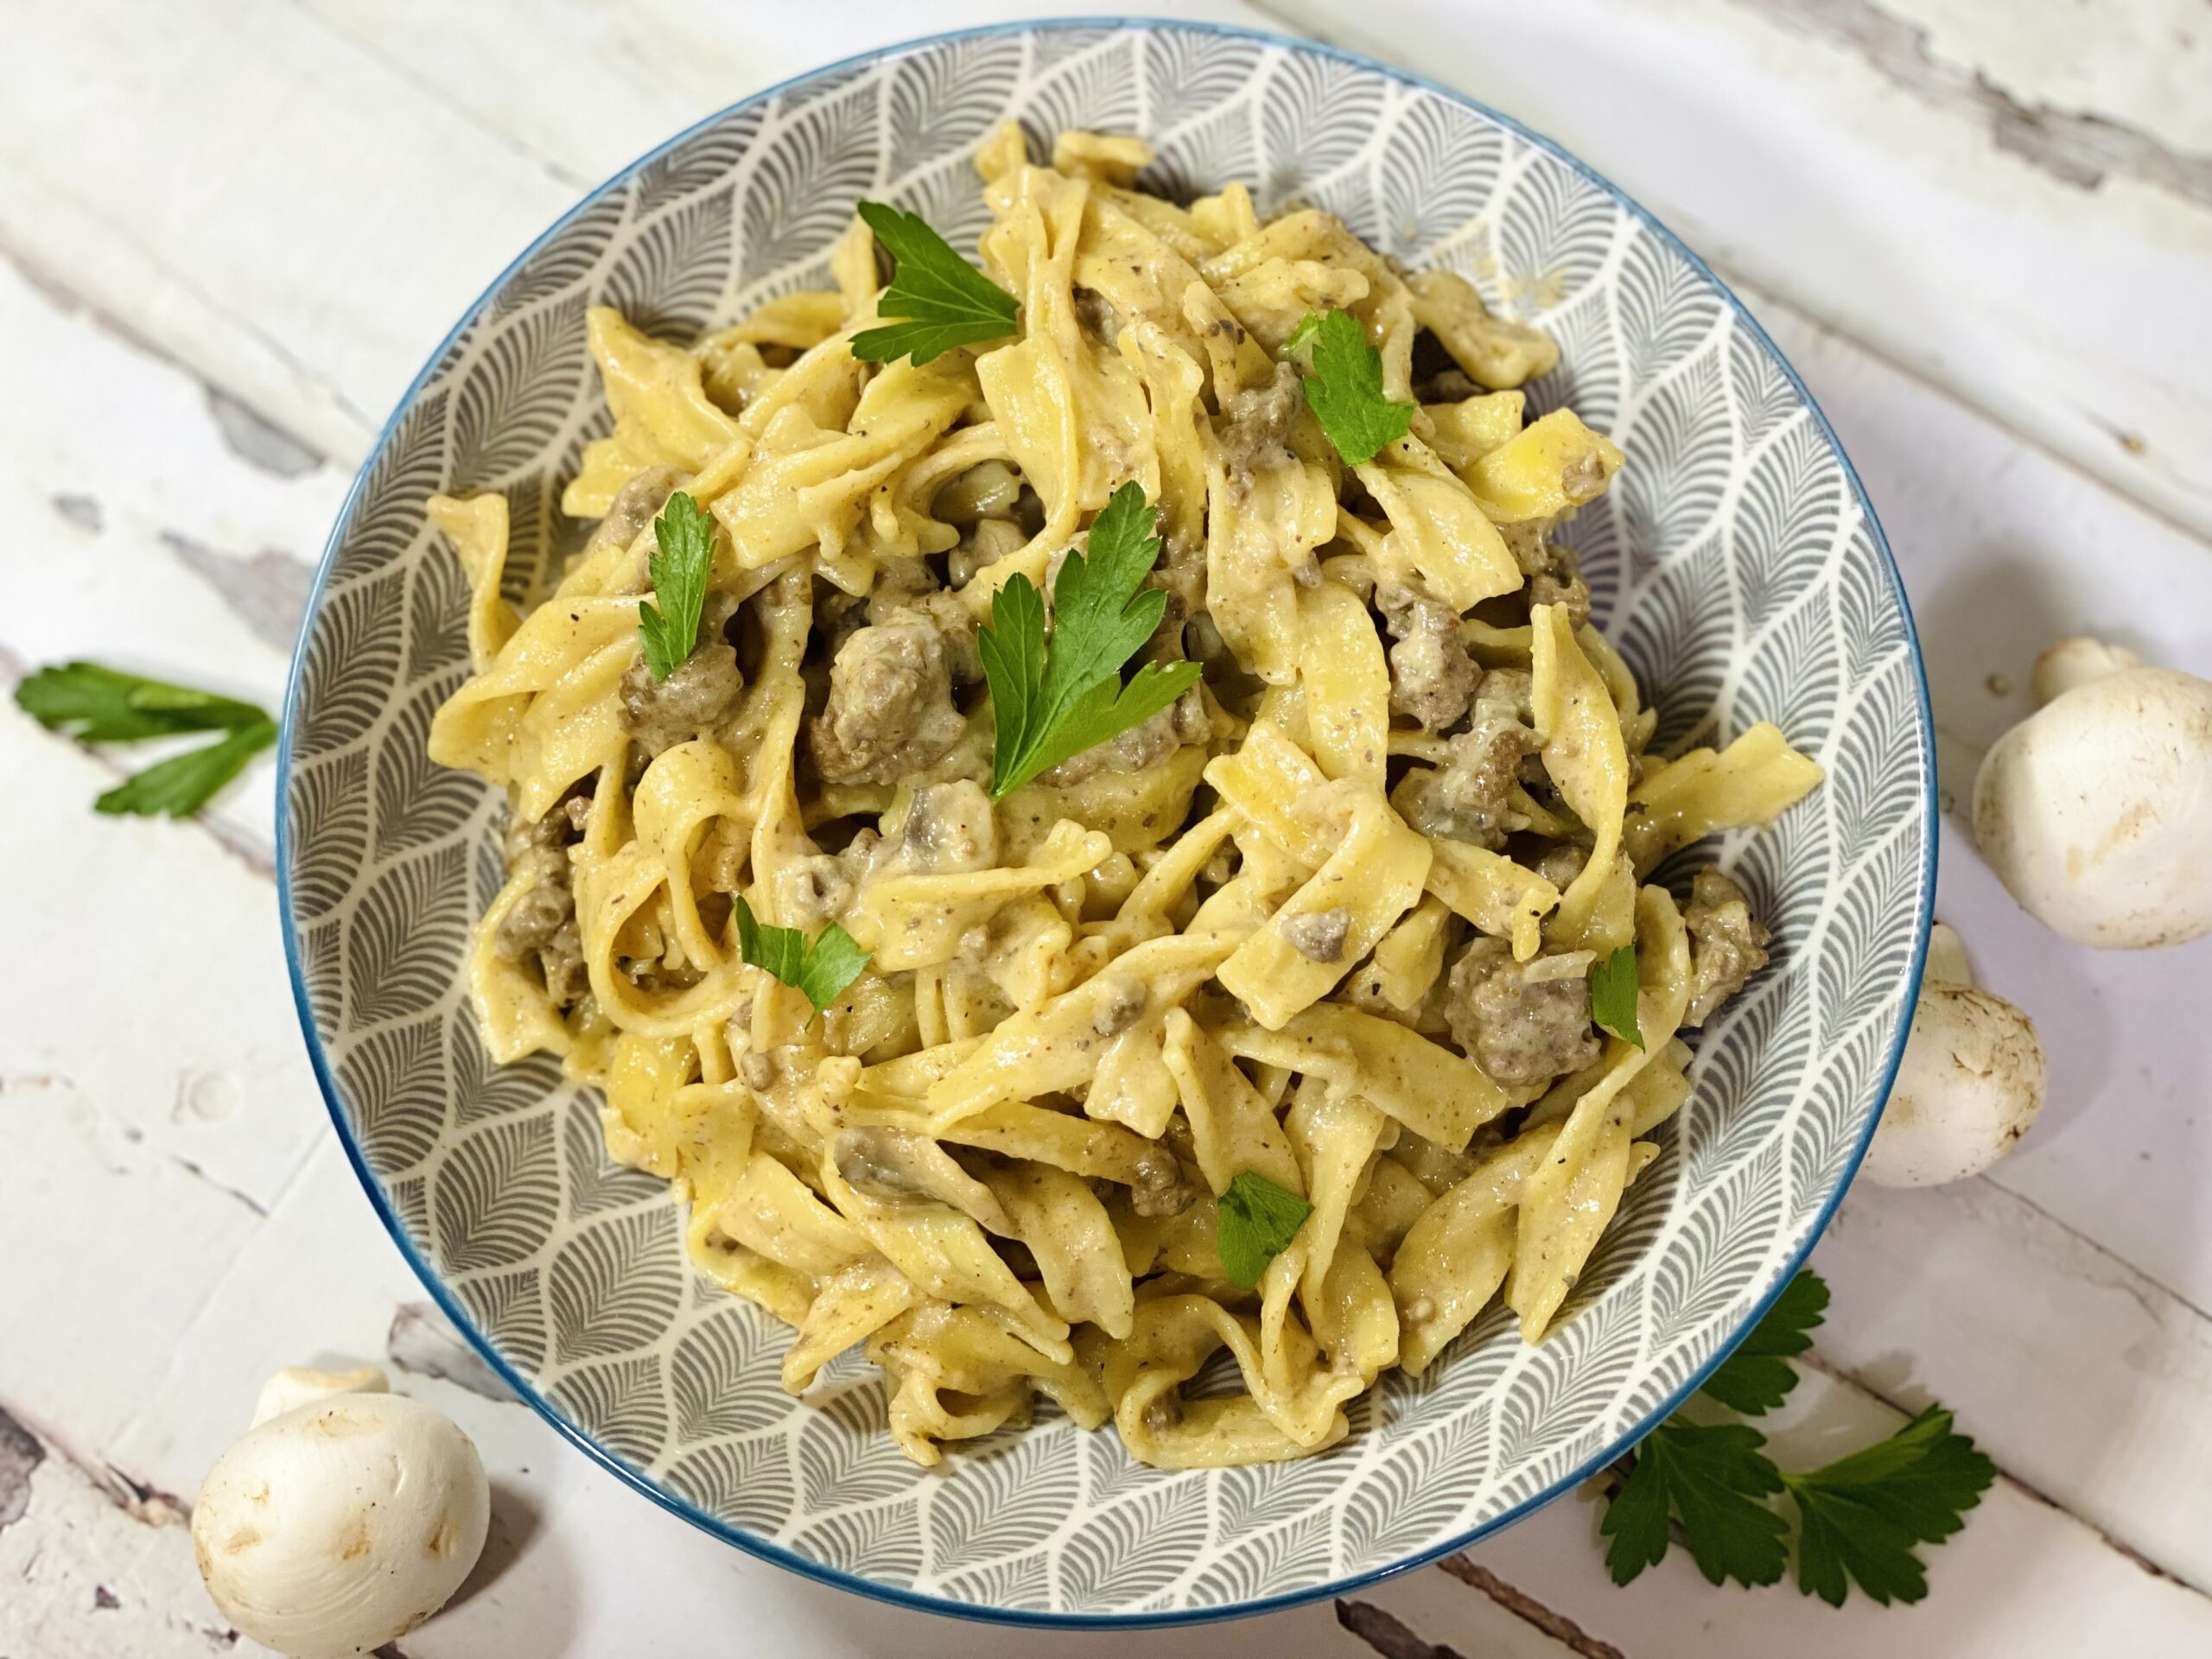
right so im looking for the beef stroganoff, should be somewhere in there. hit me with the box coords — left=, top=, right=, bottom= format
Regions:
left=424, top=124, right=1822, bottom=1470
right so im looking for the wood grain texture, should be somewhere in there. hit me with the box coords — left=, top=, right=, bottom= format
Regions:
left=1818, top=1178, right=2212, bottom=1592
left=1258, top=0, right=2212, bottom=546
left=1745, top=289, right=2212, bottom=1329
left=1460, top=1367, right=2212, bottom=1657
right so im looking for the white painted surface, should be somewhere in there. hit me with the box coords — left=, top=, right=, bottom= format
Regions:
left=1262, top=0, right=2212, bottom=546
left=3, top=3, right=2209, bottom=1656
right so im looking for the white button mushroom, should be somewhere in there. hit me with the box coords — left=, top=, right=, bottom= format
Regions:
left=1861, top=923, right=2047, bottom=1188
left=194, top=1370, right=489, bottom=1658
left=1973, top=640, right=2212, bottom=949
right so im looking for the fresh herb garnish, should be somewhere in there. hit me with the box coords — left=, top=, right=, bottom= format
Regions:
left=1588, top=944, right=1643, bottom=1050
left=1282, top=308, right=1414, bottom=466
left=977, top=480, right=1202, bottom=799
left=16, top=661, right=267, bottom=741
left=849, top=200, right=1020, bottom=366
left=15, top=662, right=276, bottom=817
left=1603, top=1421, right=1790, bottom=1589
left=1599, top=1271, right=1995, bottom=1605
left=92, top=721, right=279, bottom=817
left=1215, top=1170, right=1313, bottom=1288
left=637, top=492, right=716, bottom=682
left=1700, top=1269, right=1829, bottom=1415
left=732, top=895, right=870, bottom=1018
left=1785, top=1406, right=1996, bottom=1606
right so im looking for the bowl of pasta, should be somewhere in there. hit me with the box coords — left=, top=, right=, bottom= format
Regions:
left=278, top=16, right=1935, bottom=1626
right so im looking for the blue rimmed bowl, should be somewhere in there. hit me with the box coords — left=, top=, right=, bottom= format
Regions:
left=277, top=16, right=1935, bottom=1627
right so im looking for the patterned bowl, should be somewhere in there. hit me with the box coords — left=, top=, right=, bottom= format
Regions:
left=277, top=16, right=1935, bottom=1627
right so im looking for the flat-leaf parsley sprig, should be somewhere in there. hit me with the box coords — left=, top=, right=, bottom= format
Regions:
left=978, top=480, right=1202, bottom=799
left=1784, top=1404, right=1993, bottom=1606
left=1699, top=1267, right=1827, bottom=1415
left=732, top=896, right=870, bottom=1020
left=637, top=492, right=717, bottom=682
left=1603, top=1421, right=1790, bottom=1590
left=1599, top=1270, right=1996, bottom=1605
left=16, top=661, right=277, bottom=817
left=1283, top=308, right=1414, bottom=466
left=850, top=201, right=1020, bottom=366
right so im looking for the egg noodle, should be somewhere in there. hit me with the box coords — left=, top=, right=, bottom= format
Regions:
left=424, top=125, right=1822, bottom=1469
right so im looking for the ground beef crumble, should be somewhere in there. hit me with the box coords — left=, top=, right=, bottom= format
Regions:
left=1215, top=363, right=1304, bottom=487
left=1444, top=937, right=1602, bottom=1088
left=1377, top=582, right=1478, bottom=731
left=808, top=619, right=968, bottom=785
left=618, top=640, right=746, bottom=757
left=1681, top=868, right=1771, bottom=1027
left=1396, top=671, right=1541, bottom=848
left=494, top=797, right=589, bottom=1005
left=1128, top=1141, right=1197, bottom=1217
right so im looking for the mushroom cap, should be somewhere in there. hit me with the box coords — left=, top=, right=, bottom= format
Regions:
left=1972, top=666, right=2212, bottom=949
left=193, top=1392, right=488, bottom=1658
left=1861, top=983, right=2047, bottom=1188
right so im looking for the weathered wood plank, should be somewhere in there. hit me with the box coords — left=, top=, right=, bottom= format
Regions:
left=0, top=0, right=1267, bottom=465
left=1259, top=0, right=2212, bottom=544
left=0, top=0, right=575, bottom=461
left=7, top=124, right=2211, bottom=1656
left=1456, top=1365, right=2212, bottom=1657
left=1744, top=294, right=2212, bottom=1328
left=1818, top=1177, right=2212, bottom=1592
left=0, top=1412, right=238, bottom=1659
left=0, top=247, right=343, bottom=859
left=7, top=2, right=2212, bottom=1650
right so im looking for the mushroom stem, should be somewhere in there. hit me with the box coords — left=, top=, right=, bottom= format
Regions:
left=251, top=1363, right=387, bottom=1427
left=2030, top=635, right=2144, bottom=706
left=1923, top=919, right=1972, bottom=988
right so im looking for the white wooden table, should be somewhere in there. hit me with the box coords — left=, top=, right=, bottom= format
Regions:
left=4, top=3, right=2209, bottom=1655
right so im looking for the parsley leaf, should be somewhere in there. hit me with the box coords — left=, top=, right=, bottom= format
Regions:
left=637, top=492, right=717, bottom=682
left=1700, top=1271, right=1829, bottom=1415
left=16, top=661, right=267, bottom=742
left=1602, top=1421, right=1789, bottom=1590
left=1215, top=1170, right=1313, bottom=1288
left=96, top=719, right=278, bottom=817
left=1784, top=1407, right=1997, bottom=1606
left=849, top=200, right=1020, bottom=366
left=1283, top=308, right=1414, bottom=466
left=1589, top=945, right=1643, bottom=1050
left=978, top=480, right=1203, bottom=798
left=16, top=662, right=277, bottom=817
left=1599, top=1271, right=1993, bottom=1605
left=733, top=895, right=870, bottom=1019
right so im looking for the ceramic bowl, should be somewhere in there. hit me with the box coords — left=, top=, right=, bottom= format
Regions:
left=277, top=17, right=1935, bottom=1626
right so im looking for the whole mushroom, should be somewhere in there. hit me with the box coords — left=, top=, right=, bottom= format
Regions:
left=194, top=1365, right=489, bottom=1657
left=1861, top=923, right=2046, bottom=1188
left=1974, top=638, right=2212, bottom=949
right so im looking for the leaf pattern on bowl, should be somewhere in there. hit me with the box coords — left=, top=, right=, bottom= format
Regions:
left=280, top=20, right=1933, bottom=1622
